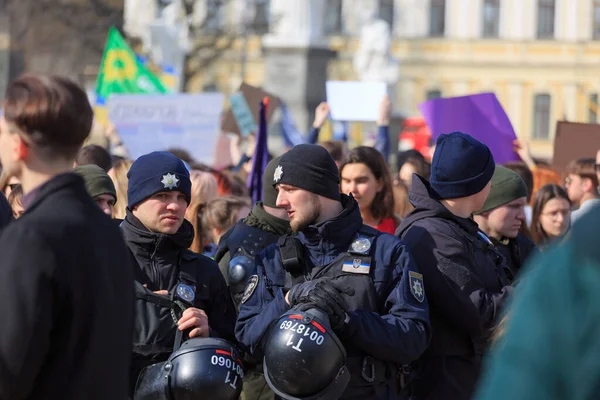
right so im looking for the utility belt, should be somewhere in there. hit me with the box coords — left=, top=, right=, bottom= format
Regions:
left=346, top=356, right=394, bottom=386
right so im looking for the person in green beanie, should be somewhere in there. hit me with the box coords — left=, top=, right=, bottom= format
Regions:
left=74, top=164, right=117, bottom=217
left=475, top=204, right=600, bottom=400
left=474, top=166, right=537, bottom=280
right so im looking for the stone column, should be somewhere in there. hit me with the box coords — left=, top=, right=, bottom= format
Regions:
left=262, top=0, right=336, bottom=134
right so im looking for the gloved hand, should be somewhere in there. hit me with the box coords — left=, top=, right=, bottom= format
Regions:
left=287, top=279, right=355, bottom=331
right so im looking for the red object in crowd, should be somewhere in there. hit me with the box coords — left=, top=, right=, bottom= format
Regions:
left=399, top=117, right=432, bottom=160
left=376, top=217, right=396, bottom=235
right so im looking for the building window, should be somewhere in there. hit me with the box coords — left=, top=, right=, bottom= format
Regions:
left=324, top=0, right=343, bottom=35
left=204, top=0, right=224, bottom=33
left=429, top=0, right=445, bottom=37
left=533, top=94, right=551, bottom=139
left=426, top=89, right=442, bottom=100
left=593, top=0, right=600, bottom=40
left=379, top=0, right=394, bottom=31
left=482, top=0, right=500, bottom=38
left=252, top=0, right=270, bottom=34
left=590, top=93, right=598, bottom=123
left=537, top=0, right=555, bottom=39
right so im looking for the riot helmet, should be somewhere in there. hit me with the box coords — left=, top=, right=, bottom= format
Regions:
left=228, top=253, right=256, bottom=294
left=263, top=308, right=350, bottom=400
left=134, top=337, right=244, bottom=400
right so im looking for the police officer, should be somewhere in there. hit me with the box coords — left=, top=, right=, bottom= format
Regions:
left=215, top=156, right=290, bottom=400
left=122, top=151, right=237, bottom=394
left=396, top=132, right=513, bottom=399
left=236, top=144, right=431, bottom=399
left=216, top=155, right=291, bottom=306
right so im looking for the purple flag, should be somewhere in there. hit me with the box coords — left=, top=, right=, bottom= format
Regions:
left=419, top=92, right=519, bottom=164
left=247, top=99, right=269, bottom=204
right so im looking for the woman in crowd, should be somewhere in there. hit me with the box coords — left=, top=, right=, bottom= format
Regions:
left=397, top=151, right=431, bottom=188
left=108, top=158, right=133, bottom=220
left=530, top=184, right=571, bottom=248
left=0, top=173, right=20, bottom=199
left=201, top=196, right=251, bottom=257
left=186, top=170, right=219, bottom=254
left=339, top=146, right=400, bottom=234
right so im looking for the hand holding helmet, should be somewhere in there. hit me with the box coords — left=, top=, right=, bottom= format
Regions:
left=286, top=278, right=355, bottom=332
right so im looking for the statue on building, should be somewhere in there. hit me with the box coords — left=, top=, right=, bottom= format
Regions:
left=353, top=18, right=400, bottom=90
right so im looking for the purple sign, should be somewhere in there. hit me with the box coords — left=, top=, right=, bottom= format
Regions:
left=419, top=92, right=519, bottom=164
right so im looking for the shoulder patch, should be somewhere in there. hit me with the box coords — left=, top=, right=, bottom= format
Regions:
left=241, top=275, right=259, bottom=304
left=408, top=271, right=425, bottom=303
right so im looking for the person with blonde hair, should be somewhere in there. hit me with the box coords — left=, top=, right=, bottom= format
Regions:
left=186, top=170, right=218, bottom=254
left=108, top=158, right=133, bottom=220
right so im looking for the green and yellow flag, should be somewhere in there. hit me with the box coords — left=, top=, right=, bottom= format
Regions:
left=94, top=27, right=167, bottom=123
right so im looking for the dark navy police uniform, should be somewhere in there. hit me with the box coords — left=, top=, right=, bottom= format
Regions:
left=236, top=195, right=431, bottom=399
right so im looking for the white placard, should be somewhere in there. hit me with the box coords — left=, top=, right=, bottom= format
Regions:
left=108, top=93, right=225, bottom=165
left=326, top=81, right=387, bottom=121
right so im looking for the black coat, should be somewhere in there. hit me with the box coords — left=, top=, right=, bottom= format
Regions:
left=0, top=173, right=134, bottom=400
left=396, top=175, right=513, bottom=400
left=122, top=210, right=236, bottom=341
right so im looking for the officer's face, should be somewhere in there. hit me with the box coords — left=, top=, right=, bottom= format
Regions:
left=485, top=197, right=527, bottom=239
left=133, top=191, right=188, bottom=234
left=275, top=184, right=322, bottom=232
left=341, top=162, right=383, bottom=212
left=94, top=194, right=116, bottom=217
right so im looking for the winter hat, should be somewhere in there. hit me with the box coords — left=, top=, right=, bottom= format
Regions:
left=274, top=144, right=340, bottom=201
left=430, top=132, right=495, bottom=199
left=127, top=151, right=191, bottom=208
left=263, top=156, right=282, bottom=208
left=74, top=164, right=117, bottom=201
left=476, top=166, right=528, bottom=214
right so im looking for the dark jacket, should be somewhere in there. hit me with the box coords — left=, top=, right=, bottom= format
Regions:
left=0, top=173, right=134, bottom=400
left=0, top=192, right=12, bottom=231
left=396, top=175, right=513, bottom=400
left=490, top=234, right=538, bottom=281
left=215, top=202, right=291, bottom=291
left=122, top=210, right=237, bottom=339
left=237, top=195, right=431, bottom=399
left=476, top=205, right=600, bottom=400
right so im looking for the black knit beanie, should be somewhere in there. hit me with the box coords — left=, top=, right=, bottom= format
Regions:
left=274, top=144, right=340, bottom=201
left=263, top=156, right=282, bottom=208
left=430, top=132, right=495, bottom=199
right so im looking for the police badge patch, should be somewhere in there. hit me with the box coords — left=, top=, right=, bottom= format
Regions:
left=408, top=271, right=425, bottom=303
left=241, top=275, right=259, bottom=304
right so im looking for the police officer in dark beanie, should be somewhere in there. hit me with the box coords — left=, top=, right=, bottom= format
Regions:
left=236, top=144, right=431, bottom=400
left=215, top=156, right=290, bottom=400
left=122, top=151, right=237, bottom=395
left=396, top=132, right=513, bottom=400
left=0, top=74, right=134, bottom=400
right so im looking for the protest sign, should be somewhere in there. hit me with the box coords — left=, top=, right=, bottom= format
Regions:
left=326, top=81, right=387, bottom=121
left=222, top=83, right=280, bottom=135
left=229, top=92, right=257, bottom=137
left=553, top=121, right=600, bottom=172
left=419, top=92, right=519, bottom=164
left=108, top=93, right=224, bottom=164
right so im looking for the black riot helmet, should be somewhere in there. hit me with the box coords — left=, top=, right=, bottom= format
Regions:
left=263, top=308, right=350, bottom=400
left=134, top=338, right=244, bottom=400
left=228, top=254, right=256, bottom=294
